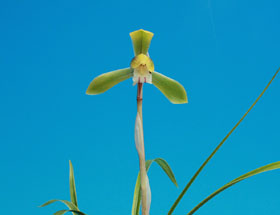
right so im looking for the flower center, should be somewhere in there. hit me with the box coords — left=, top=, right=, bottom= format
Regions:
left=130, top=54, right=154, bottom=85
left=137, top=64, right=149, bottom=75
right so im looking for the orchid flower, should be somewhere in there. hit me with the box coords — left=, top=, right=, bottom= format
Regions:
left=86, top=29, right=188, bottom=104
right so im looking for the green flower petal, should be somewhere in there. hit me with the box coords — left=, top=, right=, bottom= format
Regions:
left=130, top=29, right=154, bottom=56
left=86, top=68, right=133, bottom=95
left=152, top=71, right=188, bottom=104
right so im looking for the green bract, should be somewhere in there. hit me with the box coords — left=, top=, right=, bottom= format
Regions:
left=132, top=158, right=178, bottom=215
left=86, top=29, right=188, bottom=104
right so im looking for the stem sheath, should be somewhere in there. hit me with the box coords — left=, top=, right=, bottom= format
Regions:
left=136, top=83, right=148, bottom=215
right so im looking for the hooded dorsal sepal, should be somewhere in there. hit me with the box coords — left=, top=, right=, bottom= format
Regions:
left=130, top=29, right=154, bottom=56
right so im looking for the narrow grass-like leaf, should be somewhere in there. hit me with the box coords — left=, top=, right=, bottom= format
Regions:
left=40, top=199, right=58, bottom=207
left=86, top=68, right=133, bottom=95
left=187, top=161, right=280, bottom=215
left=54, top=210, right=87, bottom=215
left=168, top=67, right=280, bottom=215
left=39, top=199, right=79, bottom=211
left=132, top=174, right=141, bottom=215
left=152, top=71, right=188, bottom=104
left=132, top=158, right=177, bottom=215
left=153, top=158, right=178, bottom=187
left=66, top=210, right=86, bottom=215
left=54, top=210, right=70, bottom=215
left=130, top=29, right=154, bottom=55
left=69, top=160, right=78, bottom=207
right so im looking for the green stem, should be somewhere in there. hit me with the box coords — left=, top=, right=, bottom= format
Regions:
left=168, top=67, right=280, bottom=215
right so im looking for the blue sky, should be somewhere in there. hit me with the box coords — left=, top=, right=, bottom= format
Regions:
left=0, top=0, right=280, bottom=214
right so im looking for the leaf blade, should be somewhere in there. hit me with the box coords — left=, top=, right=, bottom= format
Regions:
left=39, top=199, right=79, bottom=211
left=54, top=210, right=69, bottom=215
left=86, top=68, right=133, bottom=95
left=168, top=67, right=280, bottom=215
left=131, top=173, right=141, bottom=215
left=154, top=158, right=178, bottom=187
left=187, top=161, right=280, bottom=215
left=54, top=210, right=87, bottom=215
left=152, top=71, right=188, bottom=104
left=69, top=160, right=78, bottom=207
left=68, top=210, right=87, bottom=215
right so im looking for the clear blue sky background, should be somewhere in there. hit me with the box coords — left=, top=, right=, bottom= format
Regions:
left=0, top=0, right=280, bottom=215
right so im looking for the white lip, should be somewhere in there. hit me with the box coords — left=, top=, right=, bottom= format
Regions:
left=133, top=69, right=152, bottom=85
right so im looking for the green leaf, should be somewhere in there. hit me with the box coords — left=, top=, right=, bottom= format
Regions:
left=132, top=173, right=141, bottom=215
left=39, top=199, right=79, bottom=211
left=69, top=160, right=78, bottom=207
left=187, top=161, right=280, bottom=215
left=152, top=71, right=188, bottom=104
left=54, top=210, right=87, bottom=215
left=86, top=68, right=133, bottom=95
left=168, top=67, right=280, bottom=215
left=151, top=158, right=178, bottom=187
left=132, top=158, right=177, bottom=215
left=54, top=210, right=69, bottom=215
left=130, top=29, right=154, bottom=55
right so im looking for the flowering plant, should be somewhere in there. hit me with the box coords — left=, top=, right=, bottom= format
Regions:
left=41, top=29, right=280, bottom=215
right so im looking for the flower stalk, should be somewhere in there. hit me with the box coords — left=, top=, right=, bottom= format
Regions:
left=135, top=83, right=150, bottom=215
left=137, top=83, right=143, bottom=118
